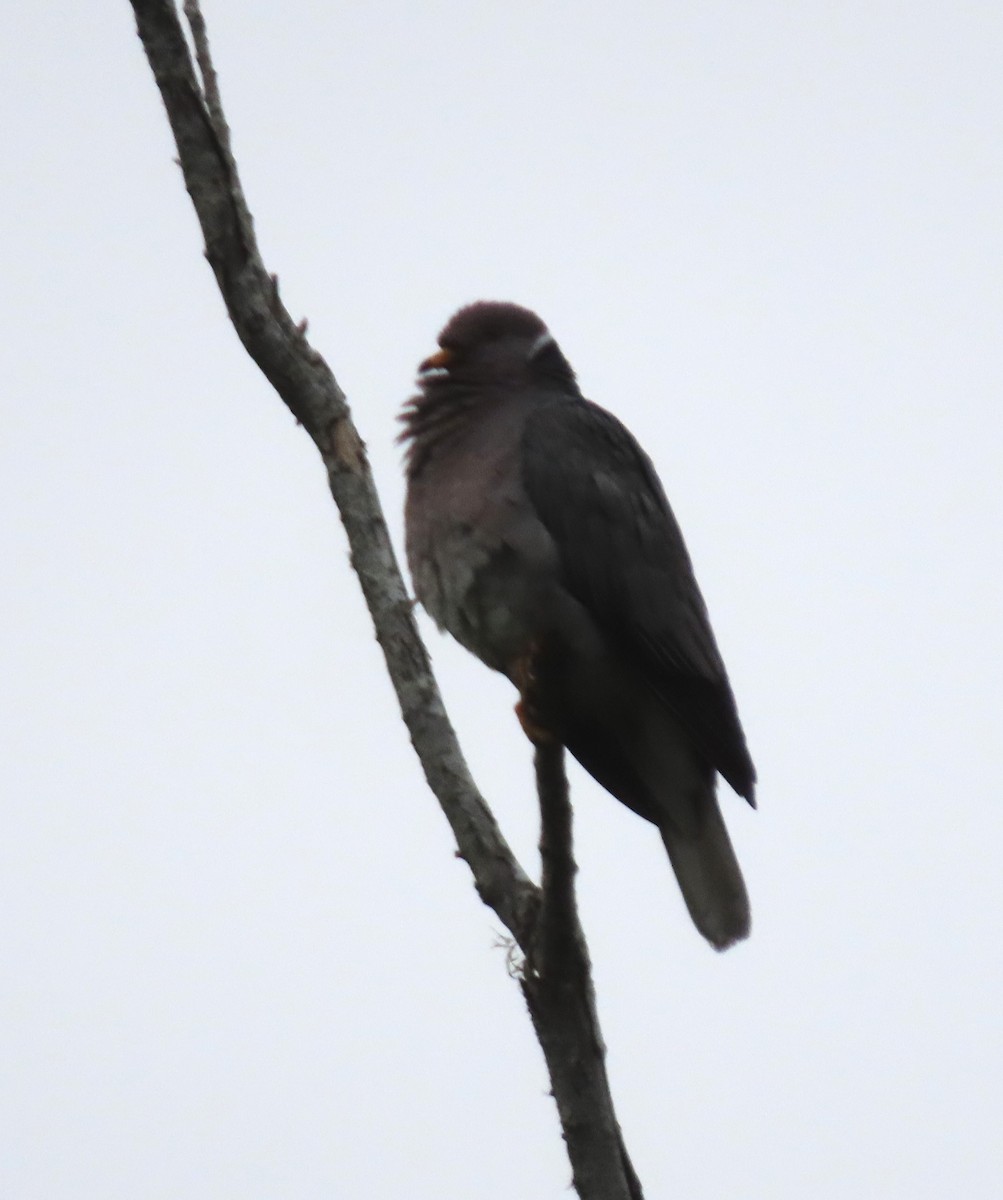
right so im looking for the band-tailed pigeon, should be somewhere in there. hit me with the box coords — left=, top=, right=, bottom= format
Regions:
left=400, top=301, right=756, bottom=949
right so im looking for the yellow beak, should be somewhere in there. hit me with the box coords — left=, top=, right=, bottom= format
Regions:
left=418, top=347, right=454, bottom=373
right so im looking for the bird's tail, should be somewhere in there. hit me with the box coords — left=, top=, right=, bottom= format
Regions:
left=659, top=801, right=750, bottom=951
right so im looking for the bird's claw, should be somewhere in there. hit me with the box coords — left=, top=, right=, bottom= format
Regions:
left=512, top=642, right=557, bottom=744
left=515, top=698, right=557, bottom=745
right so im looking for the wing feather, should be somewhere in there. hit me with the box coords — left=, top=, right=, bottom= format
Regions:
left=521, top=398, right=756, bottom=802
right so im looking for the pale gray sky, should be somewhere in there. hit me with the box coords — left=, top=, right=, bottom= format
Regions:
left=2, top=2, right=1002, bottom=1196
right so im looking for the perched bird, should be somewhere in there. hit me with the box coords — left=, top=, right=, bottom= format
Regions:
left=400, top=302, right=756, bottom=949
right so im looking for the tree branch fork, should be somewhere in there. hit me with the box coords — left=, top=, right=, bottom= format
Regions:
left=130, top=4, right=643, bottom=1195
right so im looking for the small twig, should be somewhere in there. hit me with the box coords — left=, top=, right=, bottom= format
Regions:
left=533, top=742, right=576, bottom=971
left=523, top=745, right=645, bottom=1200
left=182, top=0, right=228, bottom=149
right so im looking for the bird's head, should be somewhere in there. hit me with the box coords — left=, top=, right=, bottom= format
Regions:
left=416, top=301, right=578, bottom=392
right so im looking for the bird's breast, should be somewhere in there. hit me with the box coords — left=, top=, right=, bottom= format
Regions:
left=404, top=399, right=567, bottom=676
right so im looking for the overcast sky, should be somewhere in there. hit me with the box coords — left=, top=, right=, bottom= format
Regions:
left=2, top=2, right=1002, bottom=1197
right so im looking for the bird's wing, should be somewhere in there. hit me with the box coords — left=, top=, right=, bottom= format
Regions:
left=521, top=397, right=756, bottom=802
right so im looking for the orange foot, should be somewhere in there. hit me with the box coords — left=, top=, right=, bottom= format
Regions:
left=515, top=698, right=557, bottom=745
left=511, top=640, right=557, bottom=745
